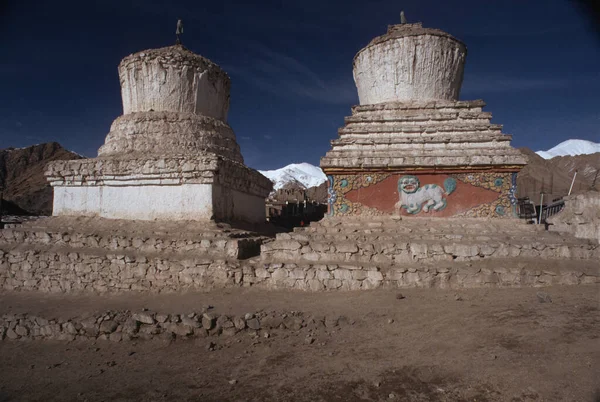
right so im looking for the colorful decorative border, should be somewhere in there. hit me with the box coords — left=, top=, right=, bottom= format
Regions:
left=327, top=172, right=519, bottom=218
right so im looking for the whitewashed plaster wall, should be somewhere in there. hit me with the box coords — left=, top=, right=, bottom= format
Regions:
left=353, top=34, right=466, bottom=104
left=53, top=184, right=214, bottom=221
left=52, top=184, right=266, bottom=223
left=119, top=49, right=230, bottom=122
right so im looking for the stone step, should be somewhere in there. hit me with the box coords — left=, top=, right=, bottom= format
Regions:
left=343, top=112, right=492, bottom=124
left=324, top=146, right=519, bottom=157
left=350, top=100, right=487, bottom=113
left=252, top=258, right=599, bottom=291
left=0, top=228, right=265, bottom=260
left=338, top=124, right=503, bottom=135
left=0, top=245, right=243, bottom=293
left=260, top=237, right=598, bottom=264
left=282, top=231, right=581, bottom=245
left=331, top=133, right=510, bottom=146
left=299, top=219, right=544, bottom=234
left=348, top=108, right=492, bottom=120
left=320, top=154, right=521, bottom=169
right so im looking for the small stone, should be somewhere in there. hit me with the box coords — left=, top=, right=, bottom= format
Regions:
left=233, top=316, right=246, bottom=331
left=536, top=292, right=552, bottom=303
left=181, top=317, right=200, bottom=328
left=15, top=325, right=28, bottom=337
left=206, top=341, right=216, bottom=351
left=121, top=319, right=139, bottom=335
left=389, top=393, right=396, bottom=399
left=387, top=319, right=394, bottom=324
left=222, top=327, right=237, bottom=337
left=155, top=314, right=169, bottom=323
left=262, top=331, right=270, bottom=339
left=228, top=379, right=237, bottom=385
left=202, top=313, right=217, bottom=330
left=244, top=313, right=254, bottom=320
left=109, top=333, right=122, bottom=342
left=373, top=381, right=381, bottom=388
left=247, top=318, right=260, bottom=330
left=304, top=337, right=315, bottom=345
left=454, top=294, right=463, bottom=301
left=132, top=312, right=155, bottom=325
left=168, top=324, right=193, bottom=337
left=99, top=320, right=118, bottom=334
left=395, top=293, right=405, bottom=300
left=217, top=316, right=235, bottom=329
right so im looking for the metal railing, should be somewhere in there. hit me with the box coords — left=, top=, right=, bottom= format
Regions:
left=540, top=199, right=565, bottom=224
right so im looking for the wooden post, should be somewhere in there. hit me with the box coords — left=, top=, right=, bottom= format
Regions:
left=568, top=171, right=577, bottom=196
left=538, top=192, right=544, bottom=225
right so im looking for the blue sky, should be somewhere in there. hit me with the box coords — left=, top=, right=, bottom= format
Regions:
left=1, top=0, right=599, bottom=170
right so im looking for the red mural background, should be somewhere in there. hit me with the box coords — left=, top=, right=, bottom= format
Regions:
left=344, top=174, right=500, bottom=217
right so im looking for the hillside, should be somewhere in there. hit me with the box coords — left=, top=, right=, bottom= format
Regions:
left=517, top=148, right=599, bottom=202
left=0, top=142, right=83, bottom=215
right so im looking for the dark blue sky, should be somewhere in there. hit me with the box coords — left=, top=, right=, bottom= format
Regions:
left=1, top=0, right=599, bottom=170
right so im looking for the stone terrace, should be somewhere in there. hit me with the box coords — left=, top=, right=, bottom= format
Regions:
left=1, top=217, right=598, bottom=294
left=0, top=217, right=269, bottom=293
left=256, top=217, right=599, bottom=290
left=261, top=217, right=598, bottom=263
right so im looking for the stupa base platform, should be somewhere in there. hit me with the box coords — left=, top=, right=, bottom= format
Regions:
left=46, top=155, right=272, bottom=223
left=1, top=216, right=597, bottom=294
left=0, top=216, right=272, bottom=293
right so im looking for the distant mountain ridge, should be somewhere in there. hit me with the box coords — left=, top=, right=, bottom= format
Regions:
left=0, top=142, right=83, bottom=215
left=536, top=139, right=600, bottom=159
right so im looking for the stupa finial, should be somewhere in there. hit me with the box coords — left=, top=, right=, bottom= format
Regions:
left=400, top=11, right=407, bottom=24
left=176, top=19, right=184, bottom=45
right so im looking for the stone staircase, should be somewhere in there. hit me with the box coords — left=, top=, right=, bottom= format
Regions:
left=0, top=217, right=265, bottom=260
left=254, top=217, right=600, bottom=290
left=0, top=217, right=269, bottom=293
left=261, top=217, right=598, bottom=263
left=1, top=216, right=598, bottom=293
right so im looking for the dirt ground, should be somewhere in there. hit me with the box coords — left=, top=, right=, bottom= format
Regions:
left=0, top=285, right=598, bottom=402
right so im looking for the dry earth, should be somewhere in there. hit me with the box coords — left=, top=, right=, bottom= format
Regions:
left=0, top=285, right=599, bottom=402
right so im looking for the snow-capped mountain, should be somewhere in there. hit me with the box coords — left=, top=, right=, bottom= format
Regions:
left=536, top=139, right=600, bottom=159
left=259, top=163, right=327, bottom=190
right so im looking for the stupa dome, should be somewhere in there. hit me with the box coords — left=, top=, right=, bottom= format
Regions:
left=353, top=22, right=467, bottom=104
left=98, top=45, right=243, bottom=161
left=118, top=45, right=231, bottom=121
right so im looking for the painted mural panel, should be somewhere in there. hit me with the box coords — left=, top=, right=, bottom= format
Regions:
left=327, top=172, right=518, bottom=218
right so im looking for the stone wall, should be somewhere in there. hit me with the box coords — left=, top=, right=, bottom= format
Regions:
left=326, top=171, right=519, bottom=218
left=548, top=192, right=600, bottom=244
left=1, top=247, right=597, bottom=294
left=0, top=309, right=338, bottom=343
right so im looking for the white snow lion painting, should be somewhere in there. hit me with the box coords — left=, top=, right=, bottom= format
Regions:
left=395, top=175, right=457, bottom=214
